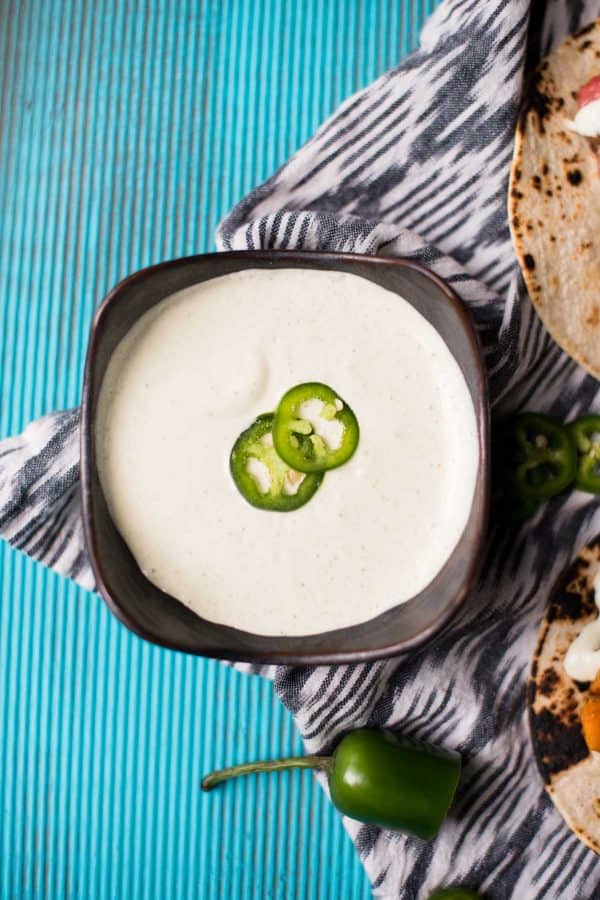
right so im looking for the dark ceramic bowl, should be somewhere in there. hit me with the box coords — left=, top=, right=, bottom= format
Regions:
left=81, top=251, right=490, bottom=664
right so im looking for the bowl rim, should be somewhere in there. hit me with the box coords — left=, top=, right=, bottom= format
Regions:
left=81, top=249, right=490, bottom=664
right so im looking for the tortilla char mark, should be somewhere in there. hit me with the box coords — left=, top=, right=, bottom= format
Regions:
left=587, top=305, right=600, bottom=326
left=530, top=705, right=588, bottom=782
left=519, top=66, right=553, bottom=135
left=529, top=539, right=600, bottom=787
left=574, top=21, right=598, bottom=40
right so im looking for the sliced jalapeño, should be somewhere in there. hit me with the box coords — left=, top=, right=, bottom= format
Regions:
left=273, top=382, right=359, bottom=474
left=569, top=414, right=600, bottom=495
left=505, top=412, right=576, bottom=502
left=230, top=413, right=323, bottom=511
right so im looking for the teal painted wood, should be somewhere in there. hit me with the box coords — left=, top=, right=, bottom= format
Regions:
left=0, top=1, right=440, bottom=897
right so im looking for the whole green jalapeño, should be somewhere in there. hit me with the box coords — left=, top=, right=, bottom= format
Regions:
left=230, top=413, right=323, bottom=511
left=202, top=728, right=461, bottom=840
left=273, top=382, right=360, bottom=474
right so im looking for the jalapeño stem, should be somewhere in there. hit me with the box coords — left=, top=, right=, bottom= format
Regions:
left=201, top=755, right=332, bottom=791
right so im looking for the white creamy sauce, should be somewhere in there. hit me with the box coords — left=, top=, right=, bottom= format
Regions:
left=298, top=398, right=344, bottom=451
left=566, top=98, right=600, bottom=136
left=246, top=456, right=272, bottom=494
left=564, top=571, right=600, bottom=682
left=96, top=268, right=479, bottom=636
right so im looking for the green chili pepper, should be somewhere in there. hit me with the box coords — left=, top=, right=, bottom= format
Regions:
left=427, top=889, right=483, bottom=900
left=568, top=414, right=600, bottom=494
left=503, top=412, right=576, bottom=502
left=230, top=413, right=324, bottom=511
left=202, top=728, right=461, bottom=840
left=273, top=382, right=360, bottom=473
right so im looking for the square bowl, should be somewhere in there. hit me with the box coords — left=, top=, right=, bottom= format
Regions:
left=81, top=250, right=490, bottom=664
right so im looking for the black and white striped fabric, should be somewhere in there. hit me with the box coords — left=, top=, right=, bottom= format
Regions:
left=2, top=0, right=600, bottom=896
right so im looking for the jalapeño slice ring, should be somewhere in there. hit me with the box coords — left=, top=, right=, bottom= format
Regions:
left=273, top=382, right=359, bottom=474
left=569, top=414, right=600, bottom=495
left=509, top=412, right=576, bottom=501
left=230, top=413, right=324, bottom=511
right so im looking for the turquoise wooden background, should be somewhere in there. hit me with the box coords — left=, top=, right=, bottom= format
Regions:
left=0, top=1, right=439, bottom=897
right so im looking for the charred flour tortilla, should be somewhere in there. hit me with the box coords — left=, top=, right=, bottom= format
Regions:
left=509, top=20, right=600, bottom=379
left=529, top=537, right=600, bottom=853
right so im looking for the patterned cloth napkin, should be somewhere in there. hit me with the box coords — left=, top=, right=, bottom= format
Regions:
left=2, top=0, right=600, bottom=896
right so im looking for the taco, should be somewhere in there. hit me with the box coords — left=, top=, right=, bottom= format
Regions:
left=509, top=20, right=600, bottom=379
left=529, top=537, right=600, bottom=854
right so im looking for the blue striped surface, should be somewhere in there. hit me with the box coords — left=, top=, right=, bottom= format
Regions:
left=0, top=2, right=439, bottom=897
